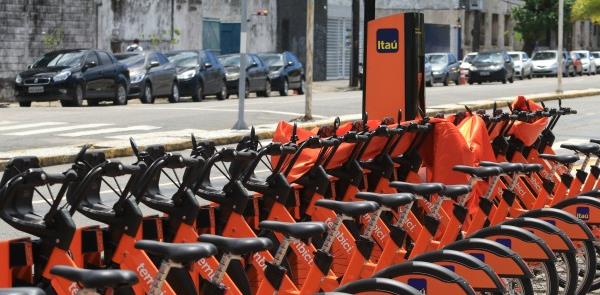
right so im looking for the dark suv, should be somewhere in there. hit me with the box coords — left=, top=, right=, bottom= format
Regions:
left=14, top=49, right=129, bottom=107
left=258, top=51, right=304, bottom=96
left=165, top=50, right=227, bottom=101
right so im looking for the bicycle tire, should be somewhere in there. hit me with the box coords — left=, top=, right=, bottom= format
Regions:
left=529, top=259, right=559, bottom=295
left=556, top=251, right=579, bottom=295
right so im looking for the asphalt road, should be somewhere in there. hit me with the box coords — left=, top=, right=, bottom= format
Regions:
left=0, top=75, right=599, bottom=153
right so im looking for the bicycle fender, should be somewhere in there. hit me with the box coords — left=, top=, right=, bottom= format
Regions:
left=503, top=217, right=576, bottom=253
left=552, top=195, right=600, bottom=225
left=469, top=224, right=554, bottom=262
left=412, top=249, right=505, bottom=293
left=373, top=261, right=476, bottom=295
left=520, top=208, right=594, bottom=241
left=445, top=238, right=533, bottom=278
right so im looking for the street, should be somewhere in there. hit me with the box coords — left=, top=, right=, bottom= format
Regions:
left=0, top=75, right=599, bottom=154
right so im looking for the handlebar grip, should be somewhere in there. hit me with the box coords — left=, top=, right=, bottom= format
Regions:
left=236, top=150, right=257, bottom=160
left=320, top=138, right=339, bottom=147
left=280, top=144, right=297, bottom=154
left=182, top=156, right=200, bottom=166
left=304, top=136, right=323, bottom=149
left=388, top=127, right=406, bottom=136
left=570, top=109, right=578, bottom=114
left=164, top=154, right=185, bottom=168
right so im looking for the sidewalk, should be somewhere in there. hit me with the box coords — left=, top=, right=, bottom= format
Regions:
left=1, top=88, right=599, bottom=170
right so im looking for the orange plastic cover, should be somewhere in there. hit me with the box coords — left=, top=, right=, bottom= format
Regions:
left=457, top=114, right=496, bottom=163
left=508, top=96, right=549, bottom=146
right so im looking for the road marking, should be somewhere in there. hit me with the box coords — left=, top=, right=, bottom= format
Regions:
left=144, top=107, right=327, bottom=119
left=59, top=125, right=161, bottom=137
left=0, top=122, right=67, bottom=132
left=4, top=123, right=113, bottom=136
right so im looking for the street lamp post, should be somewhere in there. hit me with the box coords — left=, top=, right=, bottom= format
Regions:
left=557, top=0, right=564, bottom=94
left=233, top=0, right=249, bottom=130
left=304, top=0, right=314, bottom=121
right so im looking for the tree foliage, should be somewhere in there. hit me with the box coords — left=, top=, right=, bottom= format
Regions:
left=512, top=0, right=574, bottom=51
left=573, top=0, right=600, bottom=22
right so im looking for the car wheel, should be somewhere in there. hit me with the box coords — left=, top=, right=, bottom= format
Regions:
left=113, top=83, right=128, bottom=105
left=192, top=81, right=204, bottom=102
left=168, top=82, right=180, bottom=103
left=141, top=83, right=154, bottom=104
left=477, top=81, right=482, bottom=85
left=502, top=77, right=507, bottom=84
left=443, top=74, right=449, bottom=86
left=64, top=84, right=84, bottom=107
left=259, top=80, right=271, bottom=97
left=279, top=79, right=289, bottom=96
left=509, top=75, right=514, bottom=83
left=216, top=83, right=228, bottom=100
left=297, top=79, right=305, bottom=95
left=18, top=101, right=32, bottom=107
left=467, top=80, right=473, bottom=85
left=528, top=71, right=533, bottom=79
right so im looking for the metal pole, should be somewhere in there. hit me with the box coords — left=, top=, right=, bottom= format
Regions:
left=305, top=0, right=314, bottom=121
left=349, top=0, right=360, bottom=87
left=362, top=0, right=375, bottom=120
left=557, top=0, right=564, bottom=94
left=233, top=0, right=249, bottom=129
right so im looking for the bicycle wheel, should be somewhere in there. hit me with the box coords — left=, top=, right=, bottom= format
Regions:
left=587, top=244, right=600, bottom=291
left=529, top=260, right=558, bottom=295
left=497, top=277, right=534, bottom=295
left=571, top=241, right=595, bottom=293
left=555, top=251, right=579, bottom=295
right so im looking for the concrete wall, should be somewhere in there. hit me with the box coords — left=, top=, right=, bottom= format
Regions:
left=0, top=0, right=96, bottom=101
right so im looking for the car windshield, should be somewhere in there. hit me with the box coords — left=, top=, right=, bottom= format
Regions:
left=575, top=52, right=588, bottom=58
left=260, top=54, right=284, bottom=67
left=220, top=55, right=241, bottom=67
left=509, top=53, right=520, bottom=60
left=592, top=53, right=600, bottom=58
left=115, top=54, right=145, bottom=67
left=463, top=54, right=476, bottom=63
left=473, top=52, right=504, bottom=63
left=32, top=50, right=85, bottom=68
left=532, top=52, right=556, bottom=60
left=428, top=54, right=448, bottom=65
left=165, top=52, right=199, bottom=67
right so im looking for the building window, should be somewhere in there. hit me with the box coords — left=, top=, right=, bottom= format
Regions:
left=203, top=19, right=221, bottom=52
left=504, top=15, right=511, bottom=46
left=492, top=14, right=499, bottom=46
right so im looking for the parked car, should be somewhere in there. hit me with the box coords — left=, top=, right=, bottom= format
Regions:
left=531, top=50, right=574, bottom=77
left=219, top=53, right=271, bottom=97
left=424, top=58, right=433, bottom=87
left=425, top=52, right=461, bottom=86
left=592, top=51, right=600, bottom=73
left=115, top=51, right=178, bottom=104
left=571, top=50, right=596, bottom=75
left=258, top=51, right=304, bottom=96
left=14, top=49, right=129, bottom=107
left=467, top=51, right=514, bottom=84
left=459, top=52, right=478, bottom=73
left=570, top=52, right=584, bottom=76
left=164, top=50, right=227, bottom=102
left=508, top=51, right=533, bottom=80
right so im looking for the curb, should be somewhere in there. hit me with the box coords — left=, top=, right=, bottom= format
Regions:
left=1, top=89, right=598, bottom=170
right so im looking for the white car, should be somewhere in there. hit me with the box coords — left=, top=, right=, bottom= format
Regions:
left=460, top=52, right=478, bottom=72
left=572, top=50, right=597, bottom=75
left=508, top=51, right=533, bottom=79
left=592, top=51, right=600, bottom=74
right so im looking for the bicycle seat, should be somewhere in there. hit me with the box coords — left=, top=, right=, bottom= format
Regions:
left=522, top=163, right=543, bottom=173
left=259, top=221, right=327, bottom=240
left=453, top=166, right=503, bottom=178
left=479, top=162, right=524, bottom=174
left=443, top=185, right=472, bottom=200
left=389, top=182, right=444, bottom=196
left=539, top=154, right=579, bottom=165
left=354, top=192, right=415, bottom=209
left=560, top=143, right=600, bottom=155
left=314, top=199, right=379, bottom=217
left=198, top=235, right=272, bottom=255
left=50, top=266, right=138, bottom=289
left=135, top=240, right=217, bottom=263
left=0, top=288, right=45, bottom=295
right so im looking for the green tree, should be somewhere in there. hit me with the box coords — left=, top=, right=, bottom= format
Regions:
left=573, top=0, right=600, bottom=22
left=513, top=0, right=574, bottom=53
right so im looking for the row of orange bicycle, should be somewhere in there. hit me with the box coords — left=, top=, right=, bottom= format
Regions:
left=1, top=96, right=600, bottom=295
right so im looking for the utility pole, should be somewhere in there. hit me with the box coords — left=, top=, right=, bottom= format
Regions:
left=557, top=0, right=564, bottom=94
left=349, top=0, right=360, bottom=87
left=233, top=0, right=249, bottom=130
left=362, top=0, right=375, bottom=118
left=304, top=0, right=314, bottom=121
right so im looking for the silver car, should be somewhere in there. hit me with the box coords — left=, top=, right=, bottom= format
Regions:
left=531, top=50, right=574, bottom=77
left=425, top=59, right=433, bottom=87
left=592, top=52, right=600, bottom=74
left=508, top=51, right=533, bottom=80
left=572, top=50, right=596, bottom=75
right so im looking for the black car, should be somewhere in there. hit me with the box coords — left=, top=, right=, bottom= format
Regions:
left=14, top=49, right=129, bottom=107
left=219, top=53, right=270, bottom=98
left=164, top=50, right=227, bottom=101
left=115, top=51, right=179, bottom=104
left=468, top=51, right=514, bottom=84
left=258, top=51, right=304, bottom=96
